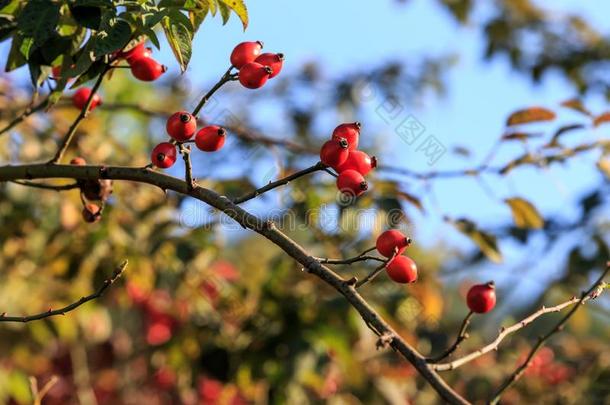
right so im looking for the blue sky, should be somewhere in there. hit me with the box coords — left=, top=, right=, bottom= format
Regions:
left=171, top=0, right=610, bottom=303
left=3, top=1, right=609, bottom=299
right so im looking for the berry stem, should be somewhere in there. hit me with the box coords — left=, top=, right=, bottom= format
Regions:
left=0, top=261, right=127, bottom=323
left=48, top=63, right=112, bottom=164
left=232, top=161, right=328, bottom=204
left=191, top=66, right=236, bottom=117
left=354, top=250, right=399, bottom=288
left=426, top=311, right=474, bottom=363
left=316, top=247, right=382, bottom=265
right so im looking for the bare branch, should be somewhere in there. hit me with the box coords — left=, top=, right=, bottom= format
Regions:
left=0, top=260, right=127, bottom=323
left=179, top=144, right=196, bottom=191
left=489, top=264, right=609, bottom=404
left=316, top=247, right=383, bottom=265
left=426, top=311, right=473, bottom=363
left=232, top=161, right=327, bottom=204
left=0, top=98, right=49, bottom=137
left=433, top=267, right=609, bottom=372
left=192, top=66, right=236, bottom=117
left=355, top=250, right=397, bottom=288
left=10, top=180, right=79, bottom=191
left=0, top=164, right=468, bottom=405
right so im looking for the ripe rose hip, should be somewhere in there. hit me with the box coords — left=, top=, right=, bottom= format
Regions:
left=230, top=41, right=263, bottom=69
left=376, top=229, right=411, bottom=258
left=70, top=157, right=87, bottom=166
left=195, top=126, right=226, bottom=152
left=336, top=169, right=368, bottom=197
left=151, top=142, right=177, bottom=168
left=466, top=282, right=496, bottom=313
left=166, top=111, right=197, bottom=142
left=130, top=57, right=167, bottom=81
left=254, top=53, right=284, bottom=78
left=120, top=42, right=151, bottom=62
left=82, top=203, right=101, bottom=223
left=238, top=62, right=272, bottom=89
left=332, top=122, right=360, bottom=150
left=320, top=138, right=349, bottom=168
left=386, top=255, right=418, bottom=283
left=72, top=87, right=102, bottom=111
left=336, top=150, right=377, bottom=175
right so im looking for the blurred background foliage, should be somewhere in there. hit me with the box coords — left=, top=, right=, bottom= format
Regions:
left=0, top=0, right=609, bottom=404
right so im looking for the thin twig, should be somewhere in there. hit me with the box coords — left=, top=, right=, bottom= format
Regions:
left=432, top=266, right=609, bottom=372
left=47, top=64, right=112, bottom=164
left=489, top=263, right=609, bottom=404
left=10, top=180, right=79, bottom=191
left=317, top=247, right=383, bottom=265
left=179, top=144, right=196, bottom=190
left=232, top=161, right=327, bottom=204
left=426, top=311, right=474, bottom=363
left=355, top=250, right=398, bottom=288
left=192, top=66, right=235, bottom=117
left=0, top=260, right=127, bottom=323
left=0, top=98, right=49, bottom=136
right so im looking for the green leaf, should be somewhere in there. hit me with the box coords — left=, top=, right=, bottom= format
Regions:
left=93, top=17, right=131, bottom=56
left=5, top=33, right=26, bottom=71
left=447, top=217, right=503, bottom=263
left=0, top=16, right=16, bottom=41
left=70, top=5, right=103, bottom=30
left=217, top=1, right=230, bottom=24
left=218, top=0, right=248, bottom=29
left=16, top=0, right=60, bottom=47
left=504, top=197, right=544, bottom=229
left=162, top=14, right=192, bottom=72
left=70, top=59, right=106, bottom=88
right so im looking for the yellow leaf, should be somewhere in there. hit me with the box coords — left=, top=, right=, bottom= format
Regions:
left=447, top=217, right=503, bottom=263
left=505, top=197, right=544, bottom=229
left=506, top=107, right=556, bottom=126
left=597, top=157, right=610, bottom=180
left=218, top=0, right=248, bottom=29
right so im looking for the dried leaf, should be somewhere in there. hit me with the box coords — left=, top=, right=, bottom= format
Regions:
left=593, top=112, right=610, bottom=127
left=446, top=217, right=502, bottom=263
left=506, top=107, right=556, bottom=126
left=597, top=157, right=610, bottom=180
left=505, top=197, right=544, bottom=229
left=560, top=98, right=592, bottom=116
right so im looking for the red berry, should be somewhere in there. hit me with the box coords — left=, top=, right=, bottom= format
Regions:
left=72, top=87, right=102, bottom=111
left=254, top=53, right=284, bottom=78
left=195, top=126, right=226, bottom=152
left=82, top=203, right=101, bottom=223
left=466, top=282, right=496, bottom=313
left=230, top=41, right=263, bottom=69
left=51, top=65, right=62, bottom=79
left=238, top=62, right=272, bottom=89
left=320, top=138, right=349, bottom=168
left=166, top=111, right=197, bottom=142
left=376, top=229, right=410, bottom=258
left=336, top=150, right=377, bottom=175
left=70, top=157, right=87, bottom=166
left=151, top=142, right=177, bottom=168
left=332, top=122, right=360, bottom=150
left=336, top=169, right=368, bottom=197
left=130, top=57, right=166, bottom=81
left=121, top=43, right=152, bottom=62
left=385, top=255, right=418, bottom=283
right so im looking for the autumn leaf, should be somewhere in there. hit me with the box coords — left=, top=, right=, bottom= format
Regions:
left=593, top=112, right=610, bottom=127
left=505, top=197, right=544, bottom=229
left=446, top=217, right=502, bottom=263
left=506, top=107, right=556, bottom=126
left=560, top=98, right=592, bottom=116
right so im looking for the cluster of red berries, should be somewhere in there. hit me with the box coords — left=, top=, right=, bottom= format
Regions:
left=320, top=122, right=377, bottom=198
left=375, top=229, right=417, bottom=283
left=119, top=42, right=167, bottom=82
left=70, top=42, right=166, bottom=112
left=231, top=41, right=283, bottom=89
left=151, top=112, right=227, bottom=168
